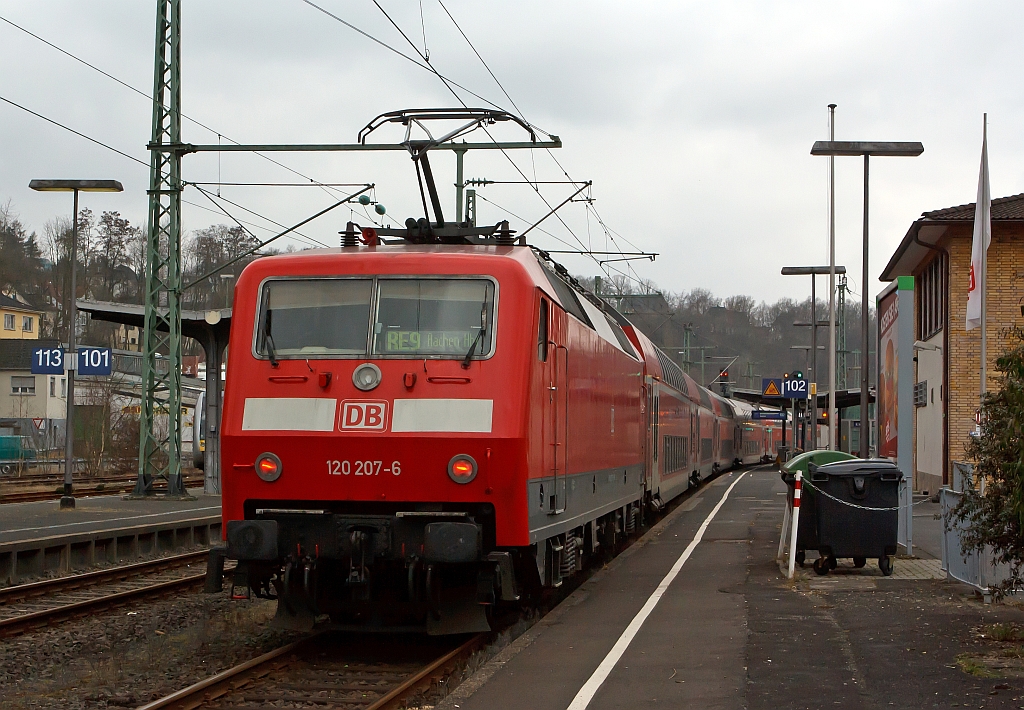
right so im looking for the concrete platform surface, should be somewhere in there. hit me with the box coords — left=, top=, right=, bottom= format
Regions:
left=442, top=466, right=1024, bottom=710
left=0, top=488, right=220, bottom=544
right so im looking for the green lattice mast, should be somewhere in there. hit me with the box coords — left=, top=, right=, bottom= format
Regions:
left=134, top=0, right=185, bottom=497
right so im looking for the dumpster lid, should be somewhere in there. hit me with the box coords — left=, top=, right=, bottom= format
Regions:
left=781, top=450, right=856, bottom=475
left=812, top=458, right=903, bottom=477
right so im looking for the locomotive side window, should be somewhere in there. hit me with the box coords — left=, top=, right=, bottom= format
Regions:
left=538, top=298, right=549, bottom=362
left=257, top=279, right=373, bottom=357
left=372, top=279, right=495, bottom=358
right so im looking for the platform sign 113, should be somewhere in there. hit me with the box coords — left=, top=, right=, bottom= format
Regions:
left=31, top=346, right=64, bottom=374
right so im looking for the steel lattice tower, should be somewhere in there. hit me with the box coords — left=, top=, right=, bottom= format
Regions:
left=133, top=0, right=185, bottom=497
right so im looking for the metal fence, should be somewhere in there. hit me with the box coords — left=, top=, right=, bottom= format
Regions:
left=940, top=475, right=1014, bottom=601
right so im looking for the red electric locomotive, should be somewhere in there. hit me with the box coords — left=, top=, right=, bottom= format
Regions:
left=220, top=236, right=781, bottom=633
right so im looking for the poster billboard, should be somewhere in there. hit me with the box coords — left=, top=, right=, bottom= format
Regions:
left=877, top=286, right=899, bottom=459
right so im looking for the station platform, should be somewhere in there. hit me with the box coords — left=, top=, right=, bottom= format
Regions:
left=442, top=466, right=1022, bottom=710
left=0, top=488, right=220, bottom=545
left=0, top=489, right=221, bottom=584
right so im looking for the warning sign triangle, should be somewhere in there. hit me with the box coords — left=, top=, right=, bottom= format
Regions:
left=763, top=381, right=781, bottom=397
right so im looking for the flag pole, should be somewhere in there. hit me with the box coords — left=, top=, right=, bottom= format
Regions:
left=980, top=113, right=988, bottom=402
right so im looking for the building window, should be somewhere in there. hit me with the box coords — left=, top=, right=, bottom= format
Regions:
left=50, top=376, right=55, bottom=397
left=11, top=376, right=36, bottom=395
left=21, top=316, right=33, bottom=332
left=3, top=314, right=13, bottom=330
left=914, top=381, right=928, bottom=407
left=61, top=378, right=67, bottom=398
left=916, top=253, right=946, bottom=341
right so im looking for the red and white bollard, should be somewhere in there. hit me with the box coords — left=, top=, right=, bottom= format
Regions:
left=787, top=472, right=802, bottom=579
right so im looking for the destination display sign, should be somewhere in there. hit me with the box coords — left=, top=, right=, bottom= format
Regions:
left=752, top=411, right=786, bottom=421
left=383, top=330, right=477, bottom=354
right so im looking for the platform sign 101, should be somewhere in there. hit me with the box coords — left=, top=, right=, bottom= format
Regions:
left=31, top=346, right=64, bottom=374
left=77, top=347, right=112, bottom=376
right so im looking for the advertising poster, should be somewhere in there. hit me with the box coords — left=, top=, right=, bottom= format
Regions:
left=877, top=288, right=899, bottom=460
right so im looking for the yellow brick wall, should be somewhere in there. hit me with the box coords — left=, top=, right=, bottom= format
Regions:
left=945, top=223, right=1024, bottom=467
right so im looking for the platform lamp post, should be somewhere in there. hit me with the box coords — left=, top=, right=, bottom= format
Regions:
left=782, top=265, right=847, bottom=450
left=809, top=141, right=923, bottom=458
left=29, top=179, right=123, bottom=509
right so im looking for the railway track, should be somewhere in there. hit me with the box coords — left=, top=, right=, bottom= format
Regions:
left=0, top=475, right=205, bottom=504
left=138, top=631, right=487, bottom=710
left=0, top=549, right=222, bottom=637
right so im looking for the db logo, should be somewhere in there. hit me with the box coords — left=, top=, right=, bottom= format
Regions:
left=340, top=400, right=388, bottom=431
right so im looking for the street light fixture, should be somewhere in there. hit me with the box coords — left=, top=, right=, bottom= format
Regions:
left=810, top=140, right=923, bottom=458
left=782, top=265, right=847, bottom=450
left=29, top=179, right=123, bottom=510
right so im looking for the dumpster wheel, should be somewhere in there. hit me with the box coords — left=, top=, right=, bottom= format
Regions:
left=812, top=557, right=830, bottom=575
left=853, top=557, right=866, bottom=568
left=879, top=556, right=894, bottom=576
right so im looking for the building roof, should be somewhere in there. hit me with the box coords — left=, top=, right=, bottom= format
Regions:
left=0, top=339, right=59, bottom=370
left=920, top=192, right=1024, bottom=221
left=0, top=293, right=41, bottom=314
left=880, top=193, right=1024, bottom=281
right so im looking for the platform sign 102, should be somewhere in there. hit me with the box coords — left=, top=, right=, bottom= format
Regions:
left=782, top=378, right=809, bottom=399
left=77, top=347, right=112, bottom=376
left=31, top=346, right=64, bottom=374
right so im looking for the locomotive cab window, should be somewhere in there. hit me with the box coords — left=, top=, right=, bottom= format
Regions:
left=257, top=278, right=373, bottom=358
left=538, top=298, right=549, bottom=361
left=372, top=279, right=495, bottom=358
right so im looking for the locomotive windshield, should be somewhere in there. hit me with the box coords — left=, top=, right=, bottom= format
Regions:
left=257, top=278, right=373, bottom=356
left=372, top=279, right=495, bottom=357
left=255, top=277, right=495, bottom=360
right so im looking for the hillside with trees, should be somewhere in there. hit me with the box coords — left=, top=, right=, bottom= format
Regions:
left=2, top=200, right=875, bottom=387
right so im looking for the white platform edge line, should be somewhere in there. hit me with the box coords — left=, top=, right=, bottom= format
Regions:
left=566, top=471, right=749, bottom=710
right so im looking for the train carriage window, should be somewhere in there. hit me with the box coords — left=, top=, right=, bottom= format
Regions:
left=538, top=298, right=549, bottom=361
left=372, top=279, right=495, bottom=358
left=541, top=269, right=592, bottom=326
left=257, top=278, right=373, bottom=357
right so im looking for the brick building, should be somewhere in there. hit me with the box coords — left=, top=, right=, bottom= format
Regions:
left=881, top=193, right=1024, bottom=495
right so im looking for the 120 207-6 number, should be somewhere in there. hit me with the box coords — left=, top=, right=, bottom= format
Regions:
left=327, top=460, right=401, bottom=476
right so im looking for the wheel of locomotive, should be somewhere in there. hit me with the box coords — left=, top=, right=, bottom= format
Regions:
left=853, top=557, right=866, bottom=568
left=828, top=556, right=837, bottom=570
left=879, top=556, right=894, bottom=576
left=796, top=550, right=805, bottom=567
left=813, top=557, right=830, bottom=575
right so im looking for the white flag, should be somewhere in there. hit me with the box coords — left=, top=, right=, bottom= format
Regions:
left=966, top=118, right=990, bottom=331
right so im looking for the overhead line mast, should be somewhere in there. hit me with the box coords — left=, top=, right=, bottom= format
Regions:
left=134, top=0, right=185, bottom=497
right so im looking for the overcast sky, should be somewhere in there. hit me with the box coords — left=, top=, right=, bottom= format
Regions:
left=1, top=1, right=1021, bottom=304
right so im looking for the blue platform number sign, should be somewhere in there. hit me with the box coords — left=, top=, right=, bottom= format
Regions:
left=782, top=378, right=809, bottom=399
left=78, top=347, right=112, bottom=376
left=31, top=346, right=64, bottom=375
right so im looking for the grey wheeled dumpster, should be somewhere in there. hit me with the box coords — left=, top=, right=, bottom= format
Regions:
left=807, top=459, right=902, bottom=576
left=779, top=451, right=856, bottom=567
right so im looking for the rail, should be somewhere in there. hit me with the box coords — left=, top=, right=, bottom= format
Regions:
left=0, top=550, right=226, bottom=637
left=137, top=631, right=487, bottom=710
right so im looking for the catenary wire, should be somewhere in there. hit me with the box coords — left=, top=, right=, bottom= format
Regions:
left=433, top=2, right=653, bottom=286
left=0, top=91, right=335, bottom=253
left=0, top=94, right=149, bottom=168
left=0, top=13, right=353, bottom=201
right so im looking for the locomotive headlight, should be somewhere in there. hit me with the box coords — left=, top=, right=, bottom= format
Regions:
left=352, top=362, right=382, bottom=391
left=255, top=452, right=283, bottom=482
left=448, top=454, right=478, bottom=484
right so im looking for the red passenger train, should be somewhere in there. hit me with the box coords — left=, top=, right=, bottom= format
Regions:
left=220, top=241, right=783, bottom=633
